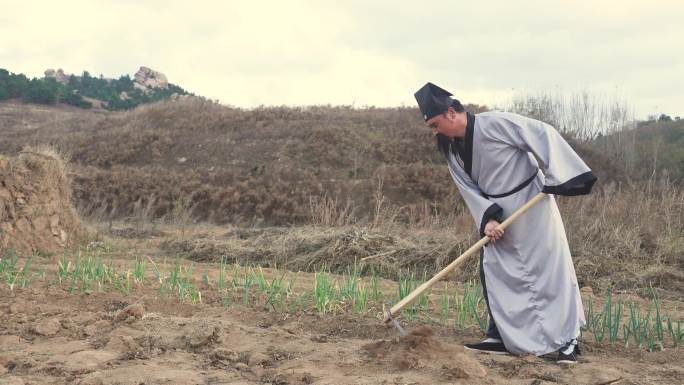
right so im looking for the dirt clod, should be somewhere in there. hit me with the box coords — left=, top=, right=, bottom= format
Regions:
left=105, top=334, right=140, bottom=353
left=363, top=327, right=486, bottom=377
left=300, top=373, right=314, bottom=384
left=32, top=318, right=61, bottom=336
left=114, top=303, right=145, bottom=322
left=0, top=376, right=26, bottom=385
left=185, top=322, right=220, bottom=348
left=248, top=352, right=269, bottom=367
left=9, top=301, right=31, bottom=315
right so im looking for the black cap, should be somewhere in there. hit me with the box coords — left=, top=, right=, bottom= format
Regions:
left=414, top=82, right=454, bottom=121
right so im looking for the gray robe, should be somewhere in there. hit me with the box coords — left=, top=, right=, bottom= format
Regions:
left=446, top=111, right=596, bottom=355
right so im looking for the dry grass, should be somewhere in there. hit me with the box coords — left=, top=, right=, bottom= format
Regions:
left=308, top=195, right=355, bottom=227
left=1, top=99, right=627, bottom=226
left=561, top=178, right=684, bottom=293
left=1, top=99, right=681, bottom=295
left=151, top=176, right=683, bottom=296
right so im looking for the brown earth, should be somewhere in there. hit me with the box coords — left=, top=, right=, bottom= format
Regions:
left=362, top=327, right=487, bottom=376
left=1, top=281, right=681, bottom=385
left=0, top=149, right=87, bottom=255
left=1, top=228, right=683, bottom=385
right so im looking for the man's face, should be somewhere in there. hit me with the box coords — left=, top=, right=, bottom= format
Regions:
left=426, top=108, right=459, bottom=138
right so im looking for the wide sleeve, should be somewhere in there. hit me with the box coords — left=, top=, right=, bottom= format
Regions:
left=446, top=154, right=504, bottom=236
left=493, top=113, right=597, bottom=196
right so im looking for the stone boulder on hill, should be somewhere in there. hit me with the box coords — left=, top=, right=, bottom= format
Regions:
left=44, top=68, right=69, bottom=84
left=133, top=66, right=168, bottom=93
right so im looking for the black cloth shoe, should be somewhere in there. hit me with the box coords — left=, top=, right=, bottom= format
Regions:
left=556, top=340, right=581, bottom=364
left=464, top=338, right=509, bottom=355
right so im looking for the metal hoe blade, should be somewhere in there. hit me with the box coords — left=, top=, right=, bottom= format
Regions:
left=386, top=311, right=407, bottom=337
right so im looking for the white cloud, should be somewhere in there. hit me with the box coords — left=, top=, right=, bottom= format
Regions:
left=0, top=0, right=681, bottom=117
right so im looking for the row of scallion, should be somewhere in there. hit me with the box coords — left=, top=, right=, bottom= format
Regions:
left=2, top=248, right=682, bottom=350
left=582, top=288, right=684, bottom=350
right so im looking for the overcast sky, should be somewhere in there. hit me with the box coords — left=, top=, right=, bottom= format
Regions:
left=1, top=0, right=682, bottom=118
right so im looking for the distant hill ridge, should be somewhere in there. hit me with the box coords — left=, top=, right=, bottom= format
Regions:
left=0, top=66, right=191, bottom=110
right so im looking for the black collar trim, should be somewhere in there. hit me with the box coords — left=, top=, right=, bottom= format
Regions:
left=463, top=112, right=475, bottom=177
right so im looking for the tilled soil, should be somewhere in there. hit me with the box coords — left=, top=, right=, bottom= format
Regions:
left=2, top=275, right=683, bottom=385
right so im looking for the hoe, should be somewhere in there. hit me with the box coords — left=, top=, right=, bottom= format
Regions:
left=384, top=192, right=547, bottom=335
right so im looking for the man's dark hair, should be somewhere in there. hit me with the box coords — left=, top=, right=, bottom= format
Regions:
left=435, top=99, right=465, bottom=159
left=450, top=99, right=465, bottom=113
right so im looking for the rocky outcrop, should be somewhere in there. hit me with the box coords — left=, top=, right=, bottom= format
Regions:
left=133, top=66, right=168, bottom=93
left=44, top=68, right=69, bottom=84
left=43, top=66, right=170, bottom=95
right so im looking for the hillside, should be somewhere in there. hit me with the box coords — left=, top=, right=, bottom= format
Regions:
left=592, top=117, right=684, bottom=181
left=0, top=98, right=625, bottom=225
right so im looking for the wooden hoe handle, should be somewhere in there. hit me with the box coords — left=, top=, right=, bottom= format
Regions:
left=383, top=192, right=547, bottom=323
